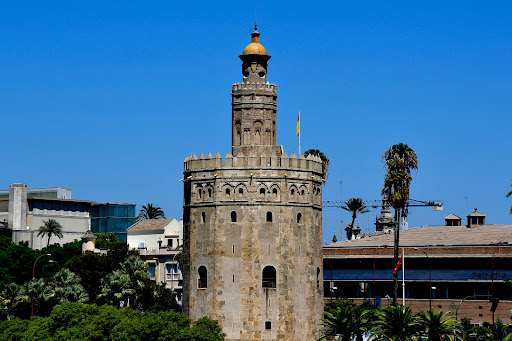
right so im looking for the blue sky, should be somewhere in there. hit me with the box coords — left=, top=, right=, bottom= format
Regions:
left=1, top=1, right=511, bottom=243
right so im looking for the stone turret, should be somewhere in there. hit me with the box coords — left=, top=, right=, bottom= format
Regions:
left=183, top=26, right=323, bottom=341
left=375, top=194, right=395, bottom=233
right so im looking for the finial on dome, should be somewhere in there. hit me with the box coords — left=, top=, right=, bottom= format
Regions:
left=254, top=6, right=257, bottom=31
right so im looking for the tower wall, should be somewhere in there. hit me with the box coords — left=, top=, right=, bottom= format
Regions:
left=183, top=151, right=324, bottom=340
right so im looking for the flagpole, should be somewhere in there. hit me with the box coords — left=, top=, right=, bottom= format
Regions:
left=402, top=247, right=405, bottom=309
left=298, top=110, right=301, bottom=155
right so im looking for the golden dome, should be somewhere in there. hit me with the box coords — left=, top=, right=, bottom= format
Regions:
left=242, top=28, right=267, bottom=55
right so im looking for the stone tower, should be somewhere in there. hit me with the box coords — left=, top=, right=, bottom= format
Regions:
left=182, top=26, right=324, bottom=341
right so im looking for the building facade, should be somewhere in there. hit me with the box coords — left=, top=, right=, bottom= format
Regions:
left=127, top=218, right=184, bottom=303
left=323, top=211, right=512, bottom=324
left=90, top=202, right=136, bottom=242
left=0, top=183, right=136, bottom=248
left=182, top=27, right=324, bottom=340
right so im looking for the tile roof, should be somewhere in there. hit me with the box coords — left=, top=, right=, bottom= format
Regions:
left=324, top=224, right=512, bottom=249
left=467, top=210, right=486, bottom=217
left=444, top=214, right=462, bottom=220
left=127, top=219, right=174, bottom=231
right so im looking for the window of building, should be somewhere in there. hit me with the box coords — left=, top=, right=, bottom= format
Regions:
left=262, top=266, right=276, bottom=288
left=208, top=188, right=212, bottom=198
left=201, top=212, right=206, bottom=224
left=272, top=188, right=278, bottom=199
left=231, top=211, right=237, bottom=223
left=291, top=188, right=295, bottom=198
left=260, top=188, right=265, bottom=199
left=297, top=213, right=302, bottom=224
left=265, top=321, right=271, bottom=330
left=238, top=187, right=244, bottom=197
left=301, top=189, right=305, bottom=196
left=198, top=189, right=202, bottom=199
left=198, top=266, right=207, bottom=289
left=167, top=239, right=173, bottom=248
left=317, top=267, right=321, bottom=288
left=148, top=263, right=156, bottom=281
left=225, top=188, right=231, bottom=197
left=266, top=211, right=272, bottom=222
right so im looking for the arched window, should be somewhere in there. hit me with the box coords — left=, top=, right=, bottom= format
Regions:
left=208, top=188, right=212, bottom=198
left=231, top=211, right=237, bottom=223
left=260, top=188, right=265, bottom=199
left=290, top=188, right=295, bottom=199
left=201, top=212, right=206, bottom=224
left=272, top=188, right=278, bottom=199
left=266, top=211, right=272, bottom=222
left=198, top=266, right=207, bottom=289
left=297, top=213, right=302, bottom=224
left=301, top=189, right=305, bottom=196
left=225, top=188, right=231, bottom=197
left=238, top=187, right=244, bottom=197
left=198, top=189, right=202, bottom=199
left=262, top=266, right=276, bottom=288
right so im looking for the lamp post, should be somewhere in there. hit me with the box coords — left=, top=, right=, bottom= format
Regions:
left=31, top=253, right=51, bottom=317
left=491, top=242, right=511, bottom=326
left=414, top=247, right=432, bottom=309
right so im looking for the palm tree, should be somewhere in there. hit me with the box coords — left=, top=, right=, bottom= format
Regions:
left=371, top=305, right=419, bottom=341
left=97, top=270, right=135, bottom=307
left=382, top=143, right=418, bottom=306
left=417, top=307, right=460, bottom=341
left=341, top=198, right=370, bottom=240
left=37, top=219, right=64, bottom=246
left=137, top=203, right=166, bottom=221
left=120, top=255, right=150, bottom=292
left=318, top=301, right=356, bottom=341
left=54, top=268, right=88, bottom=303
left=482, top=319, right=512, bottom=341
left=26, top=277, right=56, bottom=316
left=0, top=282, right=28, bottom=314
left=506, top=184, right=512, bottom=214
left=304, top=149, right=330, bottom=181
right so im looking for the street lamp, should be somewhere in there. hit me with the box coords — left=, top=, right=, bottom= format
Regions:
left=31, top=253, right=51, bottom=317
left=414, top=247, right=432, bottom=309
left=491, top=242, right=512, bottom=326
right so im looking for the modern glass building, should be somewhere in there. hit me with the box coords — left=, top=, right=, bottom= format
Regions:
left=90, top=203, right=136, bottom=242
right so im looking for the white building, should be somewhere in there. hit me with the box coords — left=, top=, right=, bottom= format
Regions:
left=127, top=218, right=183, bottom=303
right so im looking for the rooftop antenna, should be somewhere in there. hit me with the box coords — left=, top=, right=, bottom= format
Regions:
left=254, top=7, right=257, bottom=30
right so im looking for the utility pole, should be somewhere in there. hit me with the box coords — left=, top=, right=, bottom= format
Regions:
left=339, top=180, right=343, bottom=240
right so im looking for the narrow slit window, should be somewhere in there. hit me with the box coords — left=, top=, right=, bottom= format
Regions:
left=238, top=187, right=244, bottom=197
left=231, top=211, right=237, bottom=223
left=272, top=188, right=278, bottom=198
left=225, top=188, right=231, bottom=197
left=266, top=211, right=272, bottom=222
left=260, top=188, right=265, bottom=199
left=297, top=213, right=302, bottom=224
left=201, top=212, right=206, bottom=224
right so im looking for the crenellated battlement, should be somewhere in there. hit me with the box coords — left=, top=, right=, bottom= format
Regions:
left=183, top=150, right=323, bottom=175
left=232, top=82, right=277, bottom=92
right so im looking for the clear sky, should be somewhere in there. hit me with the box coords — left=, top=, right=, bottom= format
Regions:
left=1, top=1, right=511, bottom=243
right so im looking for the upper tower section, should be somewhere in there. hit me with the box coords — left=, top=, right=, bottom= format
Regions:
left=232, top=25, right=278, bottom=157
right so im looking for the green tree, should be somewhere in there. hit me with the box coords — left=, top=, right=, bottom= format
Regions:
left=0, top=282, right=28, bottom=316
left=318, top=299, right=374, bottom=341
left=37, top=219, right=64, bottom=247
left=304, top=149, right=330, bottom=181
left=27, top=277, right=57, bottom=317
left=341, top=198, right=370, bottom=240
left=382, top=143, right=418, bottom=305
left=137, top=203, right=166, bottom=221
left=371, top=305, right=419, bottom=341
left=481, top=319, right=512, bottom=341
left=54, top=268, right=88, bottom=303
left=507, top=183, right=512, bottom=214
left=97, top=270, right=135, bottom=307
left=417, top=307, right=460, bottom=341
left=94, top=232, right=120, bottom=249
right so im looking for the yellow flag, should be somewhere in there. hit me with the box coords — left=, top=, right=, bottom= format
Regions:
left=296, top=111, right=300, bottom=136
